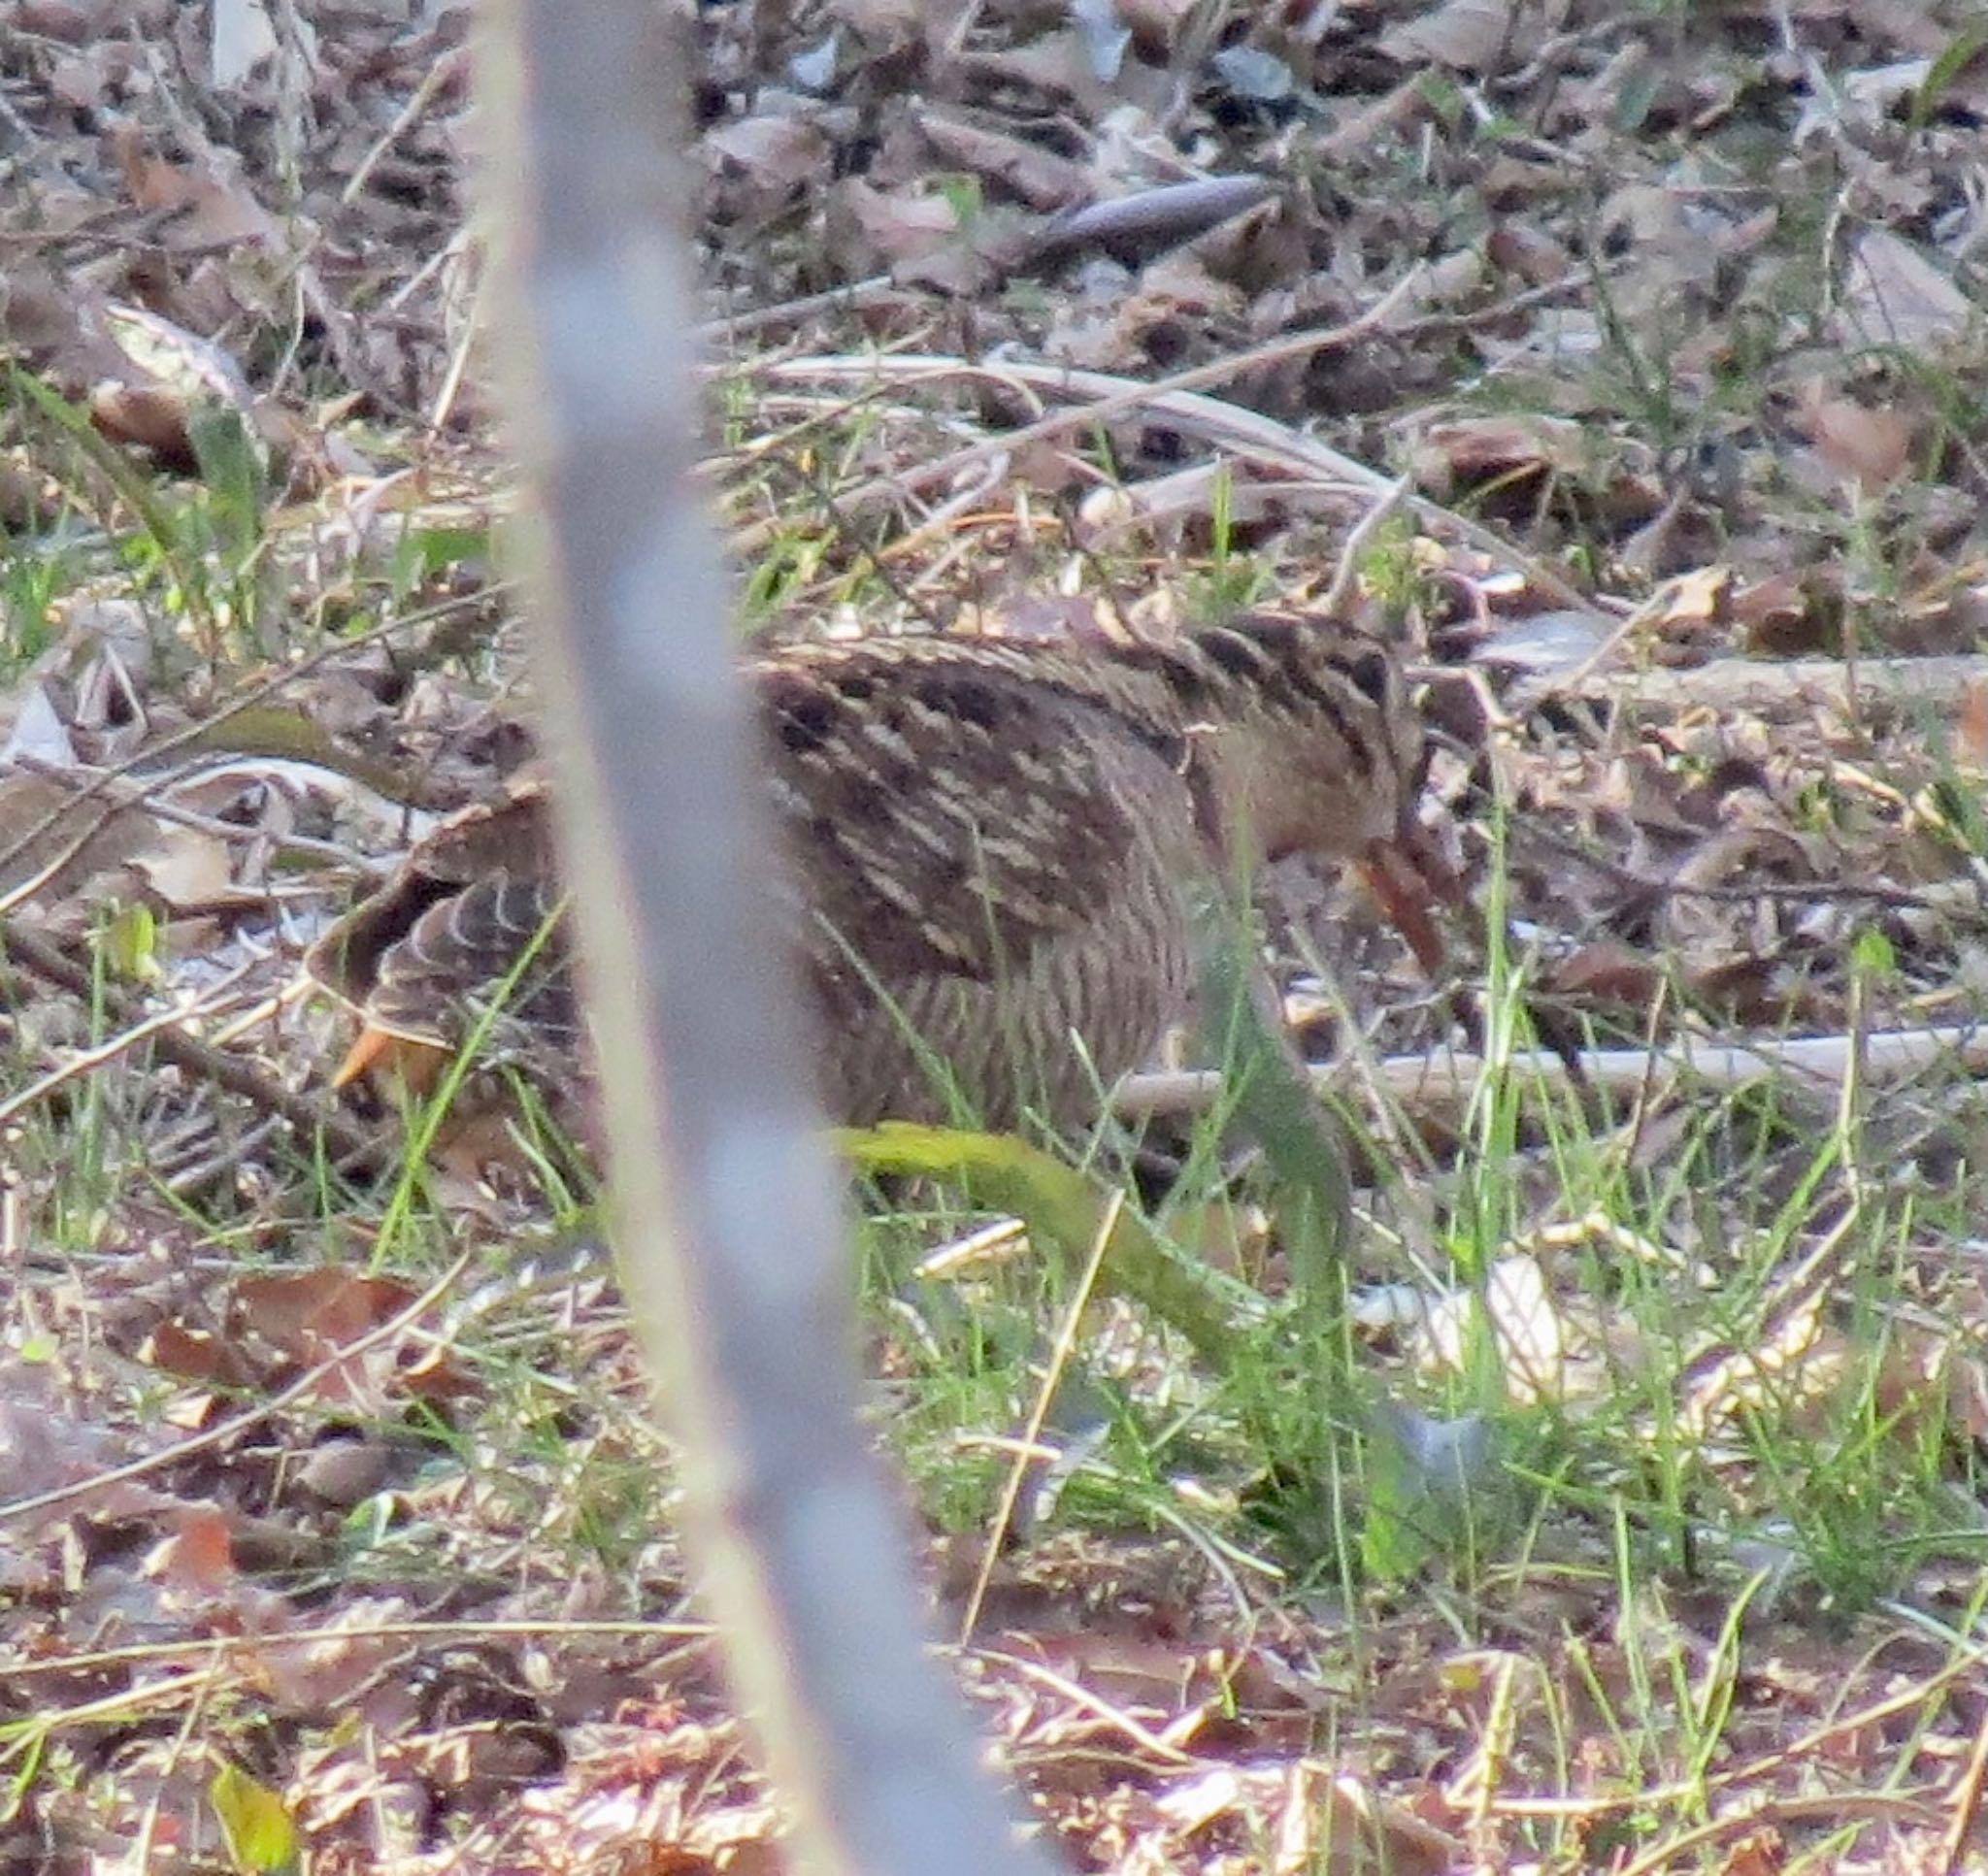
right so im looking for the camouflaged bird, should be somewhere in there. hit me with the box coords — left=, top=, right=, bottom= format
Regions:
left=306, top=613, right=1454, bottom=1135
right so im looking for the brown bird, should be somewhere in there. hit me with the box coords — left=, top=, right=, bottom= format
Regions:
left=306, top=613, right=1455, bottom=1136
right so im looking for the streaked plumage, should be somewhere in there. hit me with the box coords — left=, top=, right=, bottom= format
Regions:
left=307, top=613, right=1449, bottom=1134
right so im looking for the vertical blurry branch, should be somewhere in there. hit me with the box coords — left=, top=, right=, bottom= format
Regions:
left=474, top=6, right=1056, bottom=1874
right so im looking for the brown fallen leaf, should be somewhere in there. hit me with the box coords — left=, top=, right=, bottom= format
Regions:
left=1958, top=681, right=1988, bottom=772
left=1795, top=380, right=1914, bottom=493
left=1411, top=412, right=1593, bottom=491
left=1379, top=0, right=1540, bottom=71
left=1838, top=226, right=1975, bottom=353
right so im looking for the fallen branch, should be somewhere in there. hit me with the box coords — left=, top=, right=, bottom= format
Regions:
left=756, top=338, right=1607, bottom=623
left=1518, top=652, right=1988, bottom=721
left=1113, top=1023, right=1988, bottom=1120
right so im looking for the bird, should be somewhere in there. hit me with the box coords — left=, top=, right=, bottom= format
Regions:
left=305, top=612, right=1456, bottom=1138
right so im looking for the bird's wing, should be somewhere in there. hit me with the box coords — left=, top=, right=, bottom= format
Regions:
left=756, top=646, right=1194, bottom=1010
left=305, top=780, right=570, bottom=1058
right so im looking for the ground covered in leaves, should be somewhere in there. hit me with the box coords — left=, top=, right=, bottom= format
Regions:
left=4, top=0, right=1988, bottom=1871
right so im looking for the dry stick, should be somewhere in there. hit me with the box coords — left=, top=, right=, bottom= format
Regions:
left=0, top=960, right=254, bottom=1132
left=15, top=752, right=382, bottom=867
left=1515, top=816, right=1967, bottom=915
left=0, top=1667, right=224, bottom=1751
left=1112, top=1023, right=1988, bottom=1123
left=5, top=1617, right=714, bottom=1681
left=959, top=1186, right=1124, bottom=1648
left=1322, top=472, right=1415, bottom=614
left=136, top=1641, right=218, bottom=1873
left=0, top=918, right=378, bottom=1165
left=750, top=269, right=1612, bottom=619
left=0, top=790, right=134, bottom=918
left=971, top=1646, right=1201, bottom=1766
left=758, top=346, right=1604, bottom=621
left=1520, top=650, right=1988, bottom=719
left=1314, top=72, right=1436, bottom=161
left=476, top=5, right=1056, bottom=1875
left=1537, top=577, right=1684, bottom=697
left=341, top=46, right=458, bottom=206
left=1944, top=1706, right=1988, bottom=1872
left=1609, top=1794, right=1940, bottom=1876
left=699, top=273, right=901, bottom=344
left=1616, top=975, right=1672, bottom=1192
left=0, top=587, right=501, bottom=890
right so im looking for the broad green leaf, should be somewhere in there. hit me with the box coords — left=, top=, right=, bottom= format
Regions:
left=833, top=1122, right=1245, bottom=1361
left=211, top=1762, right=300, bottom=1875
left=100, top=903, right=161, bottom=983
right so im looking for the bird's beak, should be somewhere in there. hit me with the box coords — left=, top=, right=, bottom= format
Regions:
left=1357, top=815, right=1465, bottom=977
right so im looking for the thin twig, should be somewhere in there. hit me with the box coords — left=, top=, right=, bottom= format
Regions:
left=1323, top=472, right=1415, bottom=614
left=0, top=960, right=256, bottom=1133
left=959, top=1186, right=1124, bottom=1646
left=0, top=585, right=506, bottom=890
left=1113, top=1022, right=1988, bottom=1122
left=0, top=918, right=378, bottom=1165
left=753, top=337, right=1606, bottom=619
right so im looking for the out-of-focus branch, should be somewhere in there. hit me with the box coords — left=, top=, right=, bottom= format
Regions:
left=473, top=6, right=1057, bottom=1875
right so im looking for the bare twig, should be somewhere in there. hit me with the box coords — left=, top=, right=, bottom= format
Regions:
left=752, top=342, right=1608, bottom=620
left=0, top=958, right=255, bottom=1132
left=1113, top=1023, right=1988, bottom=1122
left=959, top=1186, right=1123, bottom=1646
left=0, top=917, right=378, bottom=1165
left=1515, top=651, right=1988, bottom=720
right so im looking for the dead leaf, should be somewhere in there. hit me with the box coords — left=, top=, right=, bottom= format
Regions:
left=295, top=1435, right=393, bottom=1507
left=1838, top=227, right=1976, bottom=353
left=1412, top=413, right=1593, bottom=491
left=1794, top=382, right=1914, bottom=492
left=1112, top=0, right=1201, bottom=59
left=1152, top=1760, right=1459, bottom=1876
left=146, top=1321, right=254, bottom=1388
left=913, top=107, right=1089, bottom=211
left=0, top=1366, right=177, bottom=1521
left=145, top=1502, right=239, bottom=1594
left=125, top=819, right=237, bottom=910
left=1545, top=941, right=1665, bottom=1011
left=1421, top=1255, right=1568, bottom=1402
left=0, top=771, right=157, bottom=908
left=1733, top=570, right=1844, bottom=657
left=1378, top=0, right=1537, bottom=71
left=827, top=0, right=928, bottom=43
left=230, top=1267, right=422, bottom=1361
left=112, top=123, right=283, bottom=247
left=1958, top=682, right=1988, bottom=771
left=1, top=684, right=78, bottom=766
left=703, top=114, right=833, bottom=195
left=831, top=177, right=1031, bottom=294
left=960, top=29, right=1168, bottom=115
left=12, top=0, right=125, bottom=42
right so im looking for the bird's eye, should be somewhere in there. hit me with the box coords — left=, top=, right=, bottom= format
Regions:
left=1342, top=649, right=1392, bottom=708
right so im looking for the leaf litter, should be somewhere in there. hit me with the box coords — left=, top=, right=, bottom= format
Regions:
left=1, top=0, right=1987, bottom=1869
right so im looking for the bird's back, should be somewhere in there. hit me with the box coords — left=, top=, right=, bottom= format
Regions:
left=760, top=636, right=1208, bottom=1128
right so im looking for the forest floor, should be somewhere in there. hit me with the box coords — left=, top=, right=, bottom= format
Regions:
left=3, top=1, right=1988, bottom=1871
